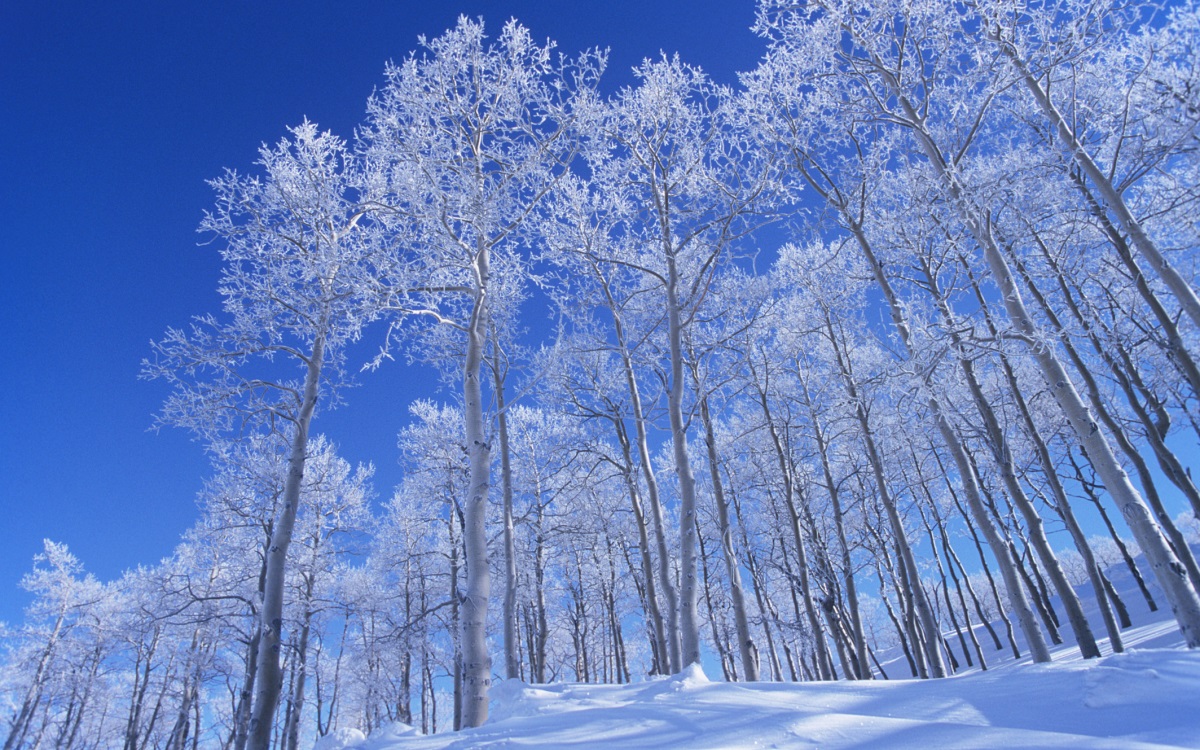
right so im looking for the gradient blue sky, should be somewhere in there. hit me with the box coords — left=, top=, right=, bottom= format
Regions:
left=0, top=1, right=766, bottom=623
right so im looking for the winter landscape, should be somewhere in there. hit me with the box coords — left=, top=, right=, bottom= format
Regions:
left=4, top=0, right=1200, bottom=748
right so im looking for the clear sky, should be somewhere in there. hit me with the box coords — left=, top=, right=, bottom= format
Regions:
left=0, top=2, right=767, bottom=623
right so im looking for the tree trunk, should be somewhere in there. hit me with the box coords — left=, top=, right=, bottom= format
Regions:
left=666, top=254, right=702, bottom=669
left=459, top=267, right=493, bottom=727
left=990, top=27, right=1200, bottom=332
left=599, top=271, right=681, bottom=672
left=698, top=393, right=760, bottom=680
left=842, top=214, right=1048, bottom=662
left=614, top=418, right=668, bottom=676
left=247, top=333, right=325, bottom=750
left=493, top=360, right=520, bottom=681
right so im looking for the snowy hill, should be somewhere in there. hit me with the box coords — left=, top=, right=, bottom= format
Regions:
left=319, top=619, right=1200, bottom=749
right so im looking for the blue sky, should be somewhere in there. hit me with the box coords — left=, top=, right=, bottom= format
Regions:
left=0, top=1, right=766, bottom=623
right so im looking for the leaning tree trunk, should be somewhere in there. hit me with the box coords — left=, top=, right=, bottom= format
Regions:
left=698, top=391, right=760, bottom=680
left=988, top=27, right=1200, bottom=333
left=825, top=311, right=947, bottom=678
left=600, top=271, right=681, bottom=673
left=820, top=183, right=1049, bottom=662
left=247, top=332, right=325, bottom=750
left=614, top=418, right=669, bottom=676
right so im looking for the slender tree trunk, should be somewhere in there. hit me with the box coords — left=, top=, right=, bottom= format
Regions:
left=874, top=555, right=918, bottom=677
left=932, top=495, right=1001, bottom=655
left=448, top=495, right=463, bottom=732
left=283, top=601, right=313, bottom=750
left=600, top=272, right=681, bottom=672
left=1068, top=449, right=1158, bottom=613
left=888, top=77, right=1200, bottom=646
left=732, top=487, right=786, bottom=682
left=459, top=267, right=493, bottom=727
left=614, top=418, right=668, bottom=676
left=941, top=458, right=1023, bottom=659
left=929, top=501, right=988, bottom=669
left=248, top=333, right=325, bottom=750
left=989, top=27, right=1200, bottom=332
left=665, top=254, right=702, bottom=668
left=492, top=360, right=520, bottom=681
left=534, top=502, right=550, bottom=684
left=698, top=393, right=760, bottom=680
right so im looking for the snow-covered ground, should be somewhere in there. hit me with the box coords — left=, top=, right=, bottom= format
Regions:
left=320, top=617, right=1200, bottom=749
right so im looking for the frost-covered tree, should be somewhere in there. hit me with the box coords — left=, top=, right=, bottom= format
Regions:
left=144, top=121, right=383, bottom=749
left=357, top=18, right=603, bottom=726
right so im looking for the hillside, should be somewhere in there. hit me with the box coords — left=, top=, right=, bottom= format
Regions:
left=318, top=618, right=1200, bottom=749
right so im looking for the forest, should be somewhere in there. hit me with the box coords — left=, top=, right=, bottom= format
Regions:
left=4, top=0, right=1200, bottom=747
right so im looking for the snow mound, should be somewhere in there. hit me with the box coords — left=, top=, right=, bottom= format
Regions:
left=312, top=721, right=420, bottom=750
left=488, top=678, right=565, bottom=722
left=368, top=723, right=420, bottom=742
left=1084, top=649, right=1200, bottom=709
left=675, top=662, right=710, bottom=688
left=312, top=727, right=367, bottom=750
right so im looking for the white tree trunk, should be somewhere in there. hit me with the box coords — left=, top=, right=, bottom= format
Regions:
left=991, top=29, right=1200, bottom=332
left=699, top=393, right=759, bottom=680
left=493, top=365, right=520, bottom=680
left=248, top=333, right=324, bottom=750
left=847, top=222, right=1052, bottom=663
left=666, top=256, right=702, bottom=669
left=601, top=274, right=682, bottom=673
left=460, top=251, right=493, bottom=727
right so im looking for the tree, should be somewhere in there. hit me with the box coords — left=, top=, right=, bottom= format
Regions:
left=3, top=542, right=105, bottom=750
left=358, top=17, right=603, bottom=726
left=144, top=121, right=382, bottom=749
left=545, top=55, right=784, bottom=670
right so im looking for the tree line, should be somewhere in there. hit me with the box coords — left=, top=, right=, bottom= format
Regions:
left=4, top=0, right=1200, bottom=747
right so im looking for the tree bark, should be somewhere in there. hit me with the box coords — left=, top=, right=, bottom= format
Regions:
left=698, top=392, right=760, bottom=680
left=248, top=333, right=325, bottom=750
left=665, top=252, right=702, bottom=669
left=989, top=26, right=1200, bottom=332
left=459, top=255, right=493, bottom=728
left=885, top=76, right=1200, bottom=646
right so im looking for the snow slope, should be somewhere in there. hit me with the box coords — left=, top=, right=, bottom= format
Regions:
left=324, top=619, right=1200, bottom=749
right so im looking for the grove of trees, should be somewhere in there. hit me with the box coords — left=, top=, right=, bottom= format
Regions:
left=5, top=1, right=1200, bottom=747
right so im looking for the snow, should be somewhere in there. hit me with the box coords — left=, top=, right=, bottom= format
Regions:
left=327, top=619, right=1200, bottom=749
